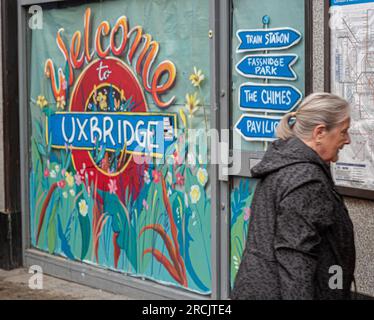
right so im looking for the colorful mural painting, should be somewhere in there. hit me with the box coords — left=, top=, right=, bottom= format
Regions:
left=29, top=0, right=211, bottom=294
left=230, top=178, right=257, bottom=287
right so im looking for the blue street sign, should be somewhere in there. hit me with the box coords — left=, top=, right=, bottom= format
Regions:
left=47, top=112, right=177, bottom=157
left=235, top=114, right=281, bottom=142
left=236, top=28, right=302, bottom=52
left=236, top=54, right=298, bottom=80
left=239, top=83, right=302, bottom=113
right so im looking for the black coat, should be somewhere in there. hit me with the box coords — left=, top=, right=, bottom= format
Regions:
left=230, top=137, right=356, bottom=300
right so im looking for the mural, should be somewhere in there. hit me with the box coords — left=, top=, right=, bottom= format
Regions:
left=29, top=0, right=211, bottom=294
left=230, top=178, right=257, bottom=287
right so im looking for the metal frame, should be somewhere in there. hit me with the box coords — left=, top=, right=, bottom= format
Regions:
left=324, top=0, right=374, bottom=201
left=18, top=0, right=221, bottom=300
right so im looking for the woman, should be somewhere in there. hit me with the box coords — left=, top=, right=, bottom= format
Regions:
left=230, top=93, right=356, bottom=300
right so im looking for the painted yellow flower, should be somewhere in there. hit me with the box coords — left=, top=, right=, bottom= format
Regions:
left=190, top=185, right=201, bottom=204
left=56, top=95, right=66, bottom=110
left=197, top=168, right=208, bottom=187
left=189, top=67, right=205, bottom=87
left=37, top=95, right=48, bottom=109
left=97, top=92, right=108, bottom=111
left=65, top=172, right=74, bottom=188
left=78, top=199, right=88, bottom=217
left=185, top=92, right=200, bottom=117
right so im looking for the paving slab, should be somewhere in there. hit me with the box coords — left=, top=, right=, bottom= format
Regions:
left=0, top=268, right=133, bottom=300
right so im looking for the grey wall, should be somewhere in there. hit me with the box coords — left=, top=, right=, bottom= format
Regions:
left=313, top=0, right=374, bottom=298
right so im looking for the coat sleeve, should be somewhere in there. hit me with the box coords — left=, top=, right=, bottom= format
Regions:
left=274, top=180, right=334, bottom=300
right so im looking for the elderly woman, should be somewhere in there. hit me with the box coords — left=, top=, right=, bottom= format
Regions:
left=230, top=93, right=356, bottom=300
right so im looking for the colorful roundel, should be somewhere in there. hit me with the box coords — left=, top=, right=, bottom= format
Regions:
left=69, top=57, right=147, bottom=195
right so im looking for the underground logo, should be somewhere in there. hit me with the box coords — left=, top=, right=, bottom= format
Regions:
left=46, top=57, right=177, bottom=193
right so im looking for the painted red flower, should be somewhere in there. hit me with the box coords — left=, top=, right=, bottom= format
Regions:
left=44, top=167, right=50, bottom=178
left=57, top=179, right=66, bottom=189
left=152, top=170, right=161, bottom=184
left=176, top=173, right=185, bottom=186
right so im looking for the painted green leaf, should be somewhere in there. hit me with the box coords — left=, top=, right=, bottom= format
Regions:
left=47, top=199, right=59, bottom=254
left=78, top=213, right=91, bottom=261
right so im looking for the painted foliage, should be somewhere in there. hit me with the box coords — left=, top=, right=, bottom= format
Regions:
left=230, top=178, right=257, bottom=287
left=29, top=0, right=211, bottom=294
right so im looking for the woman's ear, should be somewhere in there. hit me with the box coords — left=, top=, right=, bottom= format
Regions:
left=312, top=124, right=327, bottom=145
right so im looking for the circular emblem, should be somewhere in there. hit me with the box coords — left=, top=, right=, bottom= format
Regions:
left=69, top=57, right=148, bottom=196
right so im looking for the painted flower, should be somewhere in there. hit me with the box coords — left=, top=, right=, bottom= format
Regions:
left=44, top=167, right=50, bottom=178
left=54, top=165, right=60, bottom=173
left=142, top=199, right=149, bottom=211
left=69, top=189, right=76, bottom=197
left=189, top=67, right=205, bottom=87
left=197, top=168, right=208, bottom=187
left=244, top=208, right=251, bottom=222
left=56, top=95, right=66, bottom=110
left=190, top=185, right=201, bottom=204
left=108, top=179, right=118, bottom=194
left=78, top=199, right=88, bottom=217
left=176, top=173, right=185, bottom=186
left=49, top=170, right=57, bottom=178
left=185, top=92, right=200, bottom=117
left=65, top=172, right=74, bottom=187
left=62, top=191, right=68, bottom=199
left=173, top=151, right=183, bottom=166
left=74, top=173, right=83, bottom=186
left=144, top=170, right=151, bottom=184
left=61, top=169, right=66, bottom=177
left=37, top=95, right=48, bottom=109
left=57, top=179, right=66, bottom=189
left=152, top=170, right=161, bottom=184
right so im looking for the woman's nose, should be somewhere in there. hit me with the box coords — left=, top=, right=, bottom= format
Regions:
left=345, top=133, right=351, bottom=145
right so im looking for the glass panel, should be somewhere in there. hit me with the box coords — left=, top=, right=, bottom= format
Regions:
left=230, top=0, right=306, bottom=289
left=28, top=0, right=211, bottom=295
left=232, top=0, right=306, bottom=152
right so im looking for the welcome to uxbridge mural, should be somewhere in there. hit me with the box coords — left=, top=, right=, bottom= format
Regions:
left=29, top=1, right=211, bottom=294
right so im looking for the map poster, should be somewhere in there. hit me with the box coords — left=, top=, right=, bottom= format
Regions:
left=330, top=0, right=374, bottom=191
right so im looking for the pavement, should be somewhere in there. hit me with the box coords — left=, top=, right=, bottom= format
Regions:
left=0, top=268, right=133, bottom=300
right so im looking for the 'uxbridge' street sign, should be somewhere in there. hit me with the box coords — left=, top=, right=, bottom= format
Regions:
left=235, top=114, right=281, bottom=142
left=236, top=54, right=298, bottom=80
left=239, top=83, right=302, bottom=113
left=236, top=28, right=302, bottom=52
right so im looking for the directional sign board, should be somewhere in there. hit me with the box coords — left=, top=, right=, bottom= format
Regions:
left=236, top=28, right=302, bottom=52
left=236, top=54, right=298, bottom=80
left=235, top=114, right=281, bottom=142
left=239, top=83, right=302, bottom=113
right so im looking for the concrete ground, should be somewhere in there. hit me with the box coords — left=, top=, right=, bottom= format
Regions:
left=0, top=268, right=133, bottom=300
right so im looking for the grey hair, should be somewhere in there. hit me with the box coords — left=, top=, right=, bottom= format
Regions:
left=276, top=92, right=350, bottom=141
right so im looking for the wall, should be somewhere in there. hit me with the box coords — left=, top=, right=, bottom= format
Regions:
left=313, top=0, right=374, bottom=298
left=0, top=0, right=5, bottom=212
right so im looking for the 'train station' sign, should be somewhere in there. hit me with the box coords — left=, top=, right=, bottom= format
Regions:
left=236, top=27, right=302, bottom=52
